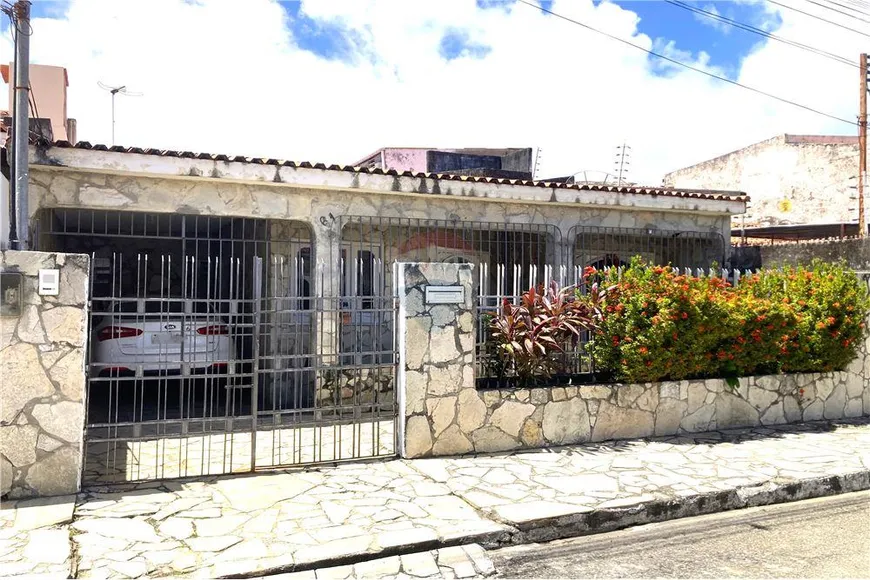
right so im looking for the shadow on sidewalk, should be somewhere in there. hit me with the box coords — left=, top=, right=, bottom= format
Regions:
left=506, top=416, right=870, bottom=459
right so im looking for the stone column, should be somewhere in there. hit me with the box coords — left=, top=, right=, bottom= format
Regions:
left=397, top=262, right=477, bottom=458
left=312, top=217, right=341, bottom=365
left=1, top=251, right=90, bottom=498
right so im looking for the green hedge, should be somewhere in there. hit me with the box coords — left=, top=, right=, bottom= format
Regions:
left=586, top=259, right=870, bottom=383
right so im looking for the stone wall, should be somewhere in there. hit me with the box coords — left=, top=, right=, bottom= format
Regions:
left=398, top=261, right=869, bottom=456
left=467, top=369, right=868, bottom=452
left=0, top=251, right=89, bottom=498
left=397, top=262, right=476, bottom=458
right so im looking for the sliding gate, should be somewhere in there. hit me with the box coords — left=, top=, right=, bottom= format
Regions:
left=38, top=209, right=397, bottom=483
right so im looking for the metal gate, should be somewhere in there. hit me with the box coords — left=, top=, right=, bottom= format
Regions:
left=37, top=209, right=397, bottom=483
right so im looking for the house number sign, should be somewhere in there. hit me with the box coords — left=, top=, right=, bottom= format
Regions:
left=424, top=285, right=465, bottom=304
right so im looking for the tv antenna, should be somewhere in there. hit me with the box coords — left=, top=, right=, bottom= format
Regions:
left=98, top=81, right=142, bottom=146
left=614, top=141, right=631, bottom=186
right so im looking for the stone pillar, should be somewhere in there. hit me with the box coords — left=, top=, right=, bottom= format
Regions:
left=313, top=217, right=341, bottom=365
left=397, top=262, right=476, bottom=458
left=1, top=251, right=90, bottom=498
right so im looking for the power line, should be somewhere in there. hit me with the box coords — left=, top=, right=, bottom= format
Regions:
left=517, top=0, right=858, bottom=126
left=800, top=0, right=870, bottom=22
left=666, top=0, right=857, bottom=68
left=817, top=0, right=870, bottom=18
left=765, top=0, right=870, bottom=37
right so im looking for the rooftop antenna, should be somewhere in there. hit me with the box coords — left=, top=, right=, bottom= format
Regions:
left=98, top=81, right=142, bottom=146
left=614, top=141, right=631, bottom=186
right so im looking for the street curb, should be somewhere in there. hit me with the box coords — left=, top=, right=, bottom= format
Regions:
left=224, top=470, right=869, bottom=578
left=498, top=470, right=870, bottom=545
left=221, top=529, right=513, bottom=579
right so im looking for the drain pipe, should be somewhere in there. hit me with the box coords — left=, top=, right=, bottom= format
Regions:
left=11, top=1, right=31, bottom=250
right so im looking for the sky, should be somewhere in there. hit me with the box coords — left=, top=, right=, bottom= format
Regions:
left=0, top=0, right=865, bottom=184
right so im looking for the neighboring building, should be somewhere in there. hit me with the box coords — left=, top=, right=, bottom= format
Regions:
left=663, top=134, right=859, bottom=234
left=1, top=63, right=77, bottom=249
left=354, top=147, right=534, bottom=179
left=1, top=63, right=77, bottom=143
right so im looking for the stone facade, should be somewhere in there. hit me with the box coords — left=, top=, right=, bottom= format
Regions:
left=27, top=144, right=737, bottom=284
left=398, top=262, right=869, bottom=457
left=319, top=367, right=395, bottom=409
left=397, top=263, right=476, bottom=458
left=0, top=251, right=90, bottom=498
left=467, top=370, right=868, bottom=452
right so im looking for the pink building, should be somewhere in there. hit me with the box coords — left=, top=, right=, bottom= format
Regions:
left=354, top=147, right=534, bottom=179
left=1, top=63, right=76, bottom=143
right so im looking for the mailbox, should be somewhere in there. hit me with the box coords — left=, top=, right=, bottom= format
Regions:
left=424, top=285, right=465, bottom=305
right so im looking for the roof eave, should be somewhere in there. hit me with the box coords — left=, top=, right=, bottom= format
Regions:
left=30, top=143, right=747, bottom=216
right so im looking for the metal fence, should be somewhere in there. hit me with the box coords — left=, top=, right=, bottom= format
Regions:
left=37, top=209, right=398, bottom=483
left=476, top=226, right=727, bottom=383
left=479, top=264, right=870, bottom=386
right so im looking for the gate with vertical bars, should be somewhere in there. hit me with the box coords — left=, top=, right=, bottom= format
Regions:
left=38, top=210, right=398, bottom=483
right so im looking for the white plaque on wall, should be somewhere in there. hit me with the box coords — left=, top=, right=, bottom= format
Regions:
left=424, top=285, right=465, bottom=304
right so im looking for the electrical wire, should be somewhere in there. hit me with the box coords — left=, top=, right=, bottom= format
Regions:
left=666, top=0, right=857, bottom=68
left=818, top=0, right=870, bottom=18
left=800, top=0, right=870, bottom=22
left=765, top=0, right=870, bottom=37
left=516, top=0, right=858, bottom=126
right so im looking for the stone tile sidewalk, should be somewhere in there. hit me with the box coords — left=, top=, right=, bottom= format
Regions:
left=3, top=418, right=869, bottom=579
left=273, top=544, right=495, bottom=580
left=0, top=495, right=77, bottom=578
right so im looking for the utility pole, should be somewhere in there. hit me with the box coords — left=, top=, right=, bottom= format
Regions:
left=859, top=53, right=868, bottom=238
left=10, top=0, right=31, bottom=250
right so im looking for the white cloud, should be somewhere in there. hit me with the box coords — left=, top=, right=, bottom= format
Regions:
left=692, top=4, right=732, bottom=35
left=0, top=0, right=861, bottom=185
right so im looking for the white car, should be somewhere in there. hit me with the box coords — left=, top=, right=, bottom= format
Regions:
left=90, top=300, right=235, bottom=378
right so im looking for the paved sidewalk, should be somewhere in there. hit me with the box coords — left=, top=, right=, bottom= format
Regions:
left=3, top=418, right=869, bottom=579
left=0, top=495, right=76, bottom=578
left=273, top=544, right=496, bottom=580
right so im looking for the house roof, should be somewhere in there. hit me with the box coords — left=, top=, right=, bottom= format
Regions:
left=782, top=134, right=859, bottom=145
left=732, top=221, right=863, bottom=240
left=41, top=140, right=749, bottom=203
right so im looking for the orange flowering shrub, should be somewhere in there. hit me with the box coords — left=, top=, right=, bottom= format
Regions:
left=584, top=259, right=869, bottom=383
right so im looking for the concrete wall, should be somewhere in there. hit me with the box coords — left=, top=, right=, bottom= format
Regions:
left=397, top=261, right=869, bottom=458
left=733, top=238, right=870, bottom=271
left=664, top=135, right=858, bottom=227
left=0, top=250, right=89, bottom=498
left=383, top=148, right=429, bottom=173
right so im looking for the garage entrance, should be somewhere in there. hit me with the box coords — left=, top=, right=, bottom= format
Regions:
left=38, top=209, right=397, bottom=482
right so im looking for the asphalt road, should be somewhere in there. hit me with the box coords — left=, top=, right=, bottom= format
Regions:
left=491, top=491, right=870, bottom=579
